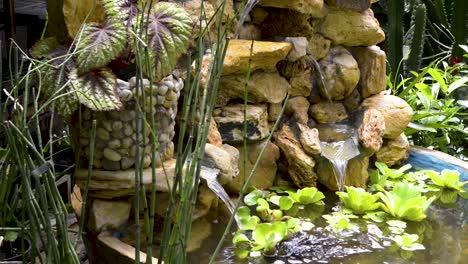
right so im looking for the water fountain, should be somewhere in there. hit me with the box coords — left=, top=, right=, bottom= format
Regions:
left=316, top=124, right=360, bottom=191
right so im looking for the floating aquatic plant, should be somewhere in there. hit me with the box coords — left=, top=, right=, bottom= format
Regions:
left=336, top=186, right=380, bottom=214
left=425, top=169, right=467, bottom=203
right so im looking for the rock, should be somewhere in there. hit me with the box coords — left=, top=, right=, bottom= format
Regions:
left=297, top=124, right=321, bottom=155
left=258, top=0, right=327, bottom=17
left=103, top=148, right=122, bottom=162
left=89, top=200, right=131, bottom=233
left=307, top=33, right=332, bottom=60
left=289, top=69, right=313, bottom=97
left=102, top=159, right=121, bottom=170
left=285, top=96, right=310, bottom=125
left=343, top=88, right=362, bottom=112
left=203, top=143, right=239, bottom=185
left=193, top=54, right=213, bottom=88
left=193, top=185, right=218, bottom=221
left=97, top=127, right=110, bottom=141
left=251, top=7, right=269, bottom=24
left=222, top=40, right=292, bottom=75
left=309, top=102, right=348, bottom=124
left=219, top=71, right=290, bottom=104
left=260, top=8, right=320, bottom=40
left=315, top=152, right=370, bottom=191
left=284, top=37, right=308, bottom=61
left=349, top=46, right=387, bottom=98
left=226, top=140, right=280, bottom=193
left=319, top=46, right=360, bottom=100
left=207, top=118, right=223, bottom=147
left=208, top=0, right=236, bottom=24
left=179, top=0, right=216, bottom=42
left=374, top=133, right=410, bottom=167
left=319, top=8, right=385, bottom=46
left=222, top=144, right=240, bottom=178
left=275, top=124, right=317, bottom=187
left=120, top=157, right=135, bottom=170
left=358, top=109, right=386, bottom=153
left=187, top=218, right=213, bottom=252
left=238, top=24, right=262, bottom=40
left=325, top=0, right=371, bottom=11
left=268, top=103, right=283, bottom=122
left=214, top=104, right=270, bottom=142
left=360, top=94, right=413, bottom=139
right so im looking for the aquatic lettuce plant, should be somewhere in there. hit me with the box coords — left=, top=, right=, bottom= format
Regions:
left=268, top=187, right=325, bottom=211
left=322, top=211, right=359, bottom=233
left=377, top=183, right=436, bottom=222
left=391, top=233, right=425, bottom=251
left=336, top=186, right=380, bottom=214
left=425, top=169, right=467, bottom=203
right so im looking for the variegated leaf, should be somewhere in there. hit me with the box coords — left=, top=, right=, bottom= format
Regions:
left=76, top=20, right=127, bottom=73
left=69, top=67, right=122, bottom=111
left=135, top=2, right=192, bottom=80
left=29, top=37, right=61, bottom=59
left=102, top=0, right=137, bottom=25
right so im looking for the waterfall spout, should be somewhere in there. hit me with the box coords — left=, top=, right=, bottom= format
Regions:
left=234, top=0, right=261, bottom=39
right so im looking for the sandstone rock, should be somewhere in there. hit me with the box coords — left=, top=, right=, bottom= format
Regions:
left=275, top=125, right=317, bottom=187
left=179, top=0, right=216, bottom=42
left=297, top=123, right=321, bottom=155
left=289, top=69, right=313, bottom=97
left=307, top=33, right=332, bottom=60
left=208, top=0, right=236, bottom=24
left=315, top=152, right=370, bottom=191
left=309, top=102, right=348, bottom=124
left=360, top=94, right=413, bottom=139
left=260, top=8, right=320, bottom=40
left=284, top=37, right=308, bottom=61
left=192, top=54, right=213, bottom=88
left=193, top=185, right=218, bottom=220
left=258, top=0, right=327, bottom=17
left=207, top=118, right=223, bottom=147
left=222, top=40, right=292, bottom=75
left=89, top=200, right=131, bottom=233
left=285, top=96, right=310, bottom=125
left=238, top=24, right=262, bottom=40
left=219, top=71, right=290, bottom=104
left=268, top=103, right=283, bottom=122
left=226, top=140, right=280, bottom=193
left=349, top=45, right=387, bottom=98
left=374, top=133, right=410, bottom=167
left=319, top=46, right=360, bottom=100
left=325, top=0, right=371, bottom=11
left=358, top=109, right=386, bottom=153
left=222, top=144, right=240, bottom=178
left=203, top=143, right=239, bottom=185
left=214, top=104, right=269, bottom=142
left=319, top=8, right=385, bottom=46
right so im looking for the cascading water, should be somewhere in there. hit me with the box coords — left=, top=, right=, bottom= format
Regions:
left=234, top=0, right=261, bottom=38
left=318, top=125, right=360, bottom=191
left=199, top=166, right=236, bottom=215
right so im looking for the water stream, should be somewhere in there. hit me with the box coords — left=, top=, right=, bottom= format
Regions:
left=199, top=166, right=236, bottom=215
left=234, top=0, right=261, bottom=38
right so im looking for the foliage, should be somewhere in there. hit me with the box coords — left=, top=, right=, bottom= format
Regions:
left=336, top=186, right=381, bottom=214
left=391, top=233, right=425, bottom=251
left=377, top=182, right=436, bottom=221
left=425, top=169, right=467, bottom=203
left=31, top=1, right=192, bottom=117
left=268, top=187, right=325, bottom=211
left=322, top=211, right=359, bottom=233
left=391, top=55, right=468, bottom=159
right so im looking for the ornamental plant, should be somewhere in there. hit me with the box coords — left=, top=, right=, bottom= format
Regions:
left=336, top=186, right=380, bottom=214
left=30, top=1, right=192, bottom=118
left=425, top=169, right=467, bottom=203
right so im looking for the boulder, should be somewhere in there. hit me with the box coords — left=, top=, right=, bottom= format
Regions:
left=222, top=40, right=292, bottom=75
left=374, top=133, right=410, bottom=167
left=289, top=69, right=313, bottom=97
left=207, top=118, right=223, bottom=147
left=89, top=199, right=131, bottom=233
left=309, top=101, right=348, bottom=124
left=319, top=8, right=385, bottom=46
left=285, top=96, right=310, bottom=125
left=297, top=124, right=321, bottom=155
left=226, top=140, right=280, bottom=193
left=218, top=71, right=290, bottom=104
left=214, top=104, right=270, bottom=142
left=203, top=143, right=239, bottom=185
left=284, top=37, right=309, bottom=61
left=360, top=94, right=413, bottom=139
left=260, top=8, right=320, bottom=40
left=237, top=24, right=262, bottom=40
left=358, top=109, right=386, bottom=153
left=250, top=7, right=269, bottom=25
left=268, top=103, right=283, bottom=122
left=307, top=33, right=332, bottom=60
left=349, top=46, right=387, bottom=98
left=343, top=88, right=362, bottom=112
left=325, top=0, right=371, bottom=11
left=275, top=124, right=317, bottom=187
left=258, top=0, right=328, bottom=17
left=319, top=46, right=360, bottom=100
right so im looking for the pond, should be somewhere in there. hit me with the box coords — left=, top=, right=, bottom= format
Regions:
left=188, top=192, right=468, bottom=264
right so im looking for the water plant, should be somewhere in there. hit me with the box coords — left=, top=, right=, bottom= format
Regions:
left=322, top=211, right=359, bottom=233
left=391, top=233, right=425, bottom=251
left=336, top=186, right=380, bottom=214
left=425, top=169, right=467, bottom=203
left=377, top=182, right=436, bottom=222
left=268, top=187, right=325, bottom=211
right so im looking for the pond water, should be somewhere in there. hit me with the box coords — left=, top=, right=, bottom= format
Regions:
left=188, top=192, right=468, bottom=264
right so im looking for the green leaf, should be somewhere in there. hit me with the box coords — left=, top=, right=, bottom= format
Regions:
left=232, top=232, right=251, bottom=245
left=252, top=222, right=288, bottom=251
left=279, top=196, right=295, bottom=211
left=136, top=2, right=192, bottom=80
left=448, top=77, right=468, bottom=94
left=234, top=248, right=249, bottom=259
left=235, top=206, right=258, bottom=231
left=76, top=20, right=127, bottom=73
left=439, top=189, right=459, bottom=203
left=244, top=189, right=264, bottom=206
left=29, top=37, right=61, bottom=59
left=4, top=231, right=18, bottom=242
left=336, top=186, right=380, bottom=214
left=69, top=67, right=122, bottom=111
left=391, top=234, right=425, bottom=251
left=102, top=0, right=137, bottom=22
left=428, top=68, right=447, bottom=93
left=287, top=187, right=325, bottom=205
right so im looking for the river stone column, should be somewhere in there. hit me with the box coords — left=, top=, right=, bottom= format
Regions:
left=76, top=74, right=184, bottom=171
